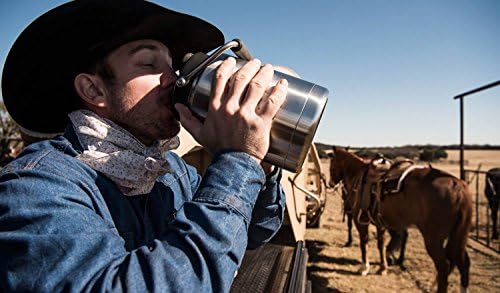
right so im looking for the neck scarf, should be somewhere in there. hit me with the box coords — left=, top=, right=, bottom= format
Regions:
left=68, top=110, right=180, bottom=196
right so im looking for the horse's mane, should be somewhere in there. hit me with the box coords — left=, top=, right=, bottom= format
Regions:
left=333, top=147, right=367, bottom=179
left=334, top=147, right=365, bottom=164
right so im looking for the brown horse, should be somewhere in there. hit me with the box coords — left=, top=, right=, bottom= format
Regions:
left=329, top=147, right=472, bottom=293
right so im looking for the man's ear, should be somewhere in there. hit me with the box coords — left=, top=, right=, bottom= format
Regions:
left=74, top=73, right=108, bottom=108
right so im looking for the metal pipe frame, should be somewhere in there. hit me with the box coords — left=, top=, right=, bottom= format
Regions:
left=453, top=80, right=500, bottom=180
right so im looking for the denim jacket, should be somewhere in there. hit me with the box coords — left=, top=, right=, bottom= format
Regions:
left=0, top=126, right=285, bottom=292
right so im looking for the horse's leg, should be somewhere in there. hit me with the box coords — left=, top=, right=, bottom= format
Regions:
left=376, top=225, right=388, bottom=275
left=345, top=211, right=353, bottom=247
left=355, top=221, right=370, bottom=276
left=397, top=229, right=408, bottom=269
left=385, top=229, right=399, bottom=266
left=343, top=197, right=354, bottom=247
left=385, top=230, right=395, bottom=265
left=491, top=202, right=498, bottom=240
left=423, top=236, right=449, bottom=293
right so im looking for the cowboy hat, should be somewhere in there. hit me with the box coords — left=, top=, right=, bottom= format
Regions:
left=2, top=0, right=224, bottom=137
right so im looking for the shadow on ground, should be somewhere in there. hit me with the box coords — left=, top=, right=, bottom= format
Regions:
left=307, top=240, right=360, bottom=292
left=308, top=240, right=360, bottom=265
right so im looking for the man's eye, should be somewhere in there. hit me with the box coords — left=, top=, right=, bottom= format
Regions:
left=141, top=63, right=155, bottom=68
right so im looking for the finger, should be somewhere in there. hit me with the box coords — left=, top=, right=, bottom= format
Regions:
left=256, top=79, right=288, bottom=121
left=210, top=57, right=236, bottom=111
left=225, top=58, right=261, bottom=110
left=241, top=63, right=273, bottom=112
left=175, top=103, right=202, bottom=139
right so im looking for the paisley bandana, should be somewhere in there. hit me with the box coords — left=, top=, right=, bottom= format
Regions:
left=68, top=110, right=180, bottom=196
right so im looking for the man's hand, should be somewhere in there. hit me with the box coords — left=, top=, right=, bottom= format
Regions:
left=175, top=57, right=288, bottom=164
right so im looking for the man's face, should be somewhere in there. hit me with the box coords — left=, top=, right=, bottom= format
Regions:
left=102, top=39, right=179, bottom=145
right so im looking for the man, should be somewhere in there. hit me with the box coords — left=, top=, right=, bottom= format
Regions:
left=0, top=1, right=288, bottom=291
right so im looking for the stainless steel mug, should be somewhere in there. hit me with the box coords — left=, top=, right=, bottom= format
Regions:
left=174, top=40, right=329, bottom=173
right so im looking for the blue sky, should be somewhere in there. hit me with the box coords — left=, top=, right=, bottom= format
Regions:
left=1, top=0, right=499, bottom=147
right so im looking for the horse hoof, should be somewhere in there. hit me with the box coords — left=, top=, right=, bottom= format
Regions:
left=358, top=263, right=370, bottom=276
left=377, top=267, right=387, bottom=275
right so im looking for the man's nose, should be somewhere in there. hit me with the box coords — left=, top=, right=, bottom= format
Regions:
left=159, top=70, right=177, bottom=88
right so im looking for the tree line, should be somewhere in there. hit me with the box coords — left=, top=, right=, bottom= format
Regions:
left=315, top=142, right=500, bottom=162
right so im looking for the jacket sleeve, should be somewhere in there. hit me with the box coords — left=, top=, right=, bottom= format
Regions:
left=246, top=167, right=285, bottom=249
left=181, top=154, right=286, bottom=249
left=0, top=151, right=267, bottom=293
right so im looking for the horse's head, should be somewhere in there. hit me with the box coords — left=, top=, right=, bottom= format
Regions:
left=328, top=147, right=339, bottom=186
left=329, top=146, right=350, bottom=186
left=328, top=152, right=339, bottom=187
left=329, top=146, right=368, bottom=188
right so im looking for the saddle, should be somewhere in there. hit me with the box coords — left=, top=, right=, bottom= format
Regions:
left=378, top=160, right=417, bottom=197
left=354, top=158, right=423, bottom=226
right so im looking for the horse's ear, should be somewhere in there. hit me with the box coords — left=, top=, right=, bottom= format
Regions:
left=332, top=146, right=337, bottom=153
left=346, top=145, right=350, bottom=152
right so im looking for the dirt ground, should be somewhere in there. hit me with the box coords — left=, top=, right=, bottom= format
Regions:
left=305, top=155, right=500, bottom=292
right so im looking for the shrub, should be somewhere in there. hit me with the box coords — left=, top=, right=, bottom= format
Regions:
left=419, top=148, right=448, bottom=162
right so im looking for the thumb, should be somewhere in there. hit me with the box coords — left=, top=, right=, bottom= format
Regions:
left=175, top=103, right=202, bottom=138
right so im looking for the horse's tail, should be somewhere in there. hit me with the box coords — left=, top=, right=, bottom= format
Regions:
left=445, top=179, right=472, bottom=288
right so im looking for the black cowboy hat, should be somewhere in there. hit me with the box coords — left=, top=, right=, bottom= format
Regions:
left=2, top=0, right=224, bottom=137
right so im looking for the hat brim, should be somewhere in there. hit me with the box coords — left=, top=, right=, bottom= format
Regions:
left=2, top=0, right=224, bottom=135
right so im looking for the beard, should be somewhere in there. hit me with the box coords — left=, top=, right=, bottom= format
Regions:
left=105, top=84, right=180, bottom=146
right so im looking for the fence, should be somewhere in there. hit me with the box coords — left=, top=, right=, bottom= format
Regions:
left=464, top=169, right=499, bottom=252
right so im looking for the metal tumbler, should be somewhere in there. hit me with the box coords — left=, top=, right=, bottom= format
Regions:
left=174, top=40, right=329, bottom=173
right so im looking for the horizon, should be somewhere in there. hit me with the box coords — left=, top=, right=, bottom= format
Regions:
left=1, top=0, right=499, bottom=147
left=314, top=142, right=500, bottom=149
